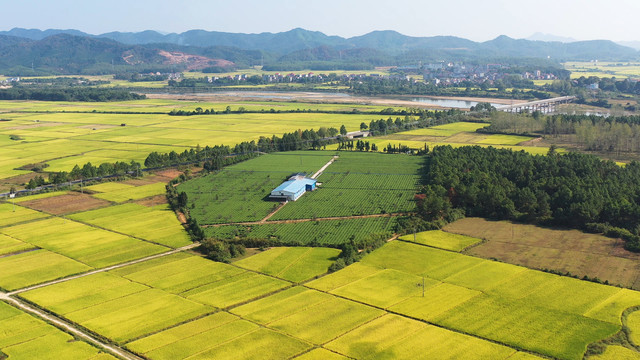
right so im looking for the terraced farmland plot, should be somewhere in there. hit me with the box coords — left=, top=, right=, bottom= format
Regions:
left=206, top=217, right=395, bottom=246
left=0, top=249, right=90, bottom=291
left=326, top=314, right=520, bottom=360
left=1, top=217, right=167, bottom=267
left=0, top=302, right=116, bottom=360
left=399, top=230, right=481, bottom=251
left=126, top=312, right=311, bottom=360
left=234, top=247, right=340, bottom=282
left=21, top=272, right=213, bottom=344
left=0, top=203, right=48, bottom=227
left=70, top=203, right=191, bottom=248
left=232, top=286, right=384, bottom=344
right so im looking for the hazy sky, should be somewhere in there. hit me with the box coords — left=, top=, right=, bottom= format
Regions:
left=1, top=0, right=638, bottom=42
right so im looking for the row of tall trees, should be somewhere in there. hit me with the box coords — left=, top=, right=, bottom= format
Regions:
left=416, top=145, right=640, bottom=250
left=0, top=88, right=145, bottom=101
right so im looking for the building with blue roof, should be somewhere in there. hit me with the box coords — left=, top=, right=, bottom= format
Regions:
left=269, top=175, right=317, bottom=201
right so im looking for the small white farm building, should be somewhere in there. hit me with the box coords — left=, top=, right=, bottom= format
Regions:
left=269, top=175, right=317, bottom=201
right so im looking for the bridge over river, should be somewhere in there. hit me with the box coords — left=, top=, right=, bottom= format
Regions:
left=496, top=96, right=576, bottom=113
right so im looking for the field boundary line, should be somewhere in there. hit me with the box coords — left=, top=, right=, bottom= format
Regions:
left=203, top=212, right=406, bottom=227
left=0, top=293, right=143, bottom=360
left=7, top=243, right=199, bottom=295
left=302, top=284, right=541, bottom=358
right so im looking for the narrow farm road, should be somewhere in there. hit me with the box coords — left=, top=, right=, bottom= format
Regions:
left=0, top=242, right=200, bottom=360
left=204, top=213, right=405, bottom=227
left=9, top=242, right=199, bottom=295
left=0, top=294, right=144, bottom=360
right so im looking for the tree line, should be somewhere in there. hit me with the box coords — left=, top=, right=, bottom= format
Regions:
left=0, top=88, right=145, bottom=102
left=414, top=145, right=640, bottom=251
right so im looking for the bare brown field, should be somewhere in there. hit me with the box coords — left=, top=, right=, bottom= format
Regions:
left=21, top=192, right=111, bottom=215
left=134, top=195, right=167, bottom=207
left=443, top=217, right=640, bottom=289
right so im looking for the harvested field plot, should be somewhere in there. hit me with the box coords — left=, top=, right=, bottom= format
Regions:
left=398, top=230, right=481, bottom=251
left=19, top=191, right=111, bottom=215
left=0, top=203, right=48, bottom=227
left=234, top=247, right=340, bottom=282
left=444, top=217, right=640, bottom=289
left=0, top=302, right=116, bottom=360
left=2, top=217, right=167, bottom=267
left=21, top=272, right=213, bottom=344
left=126, top=312, right=310, bottom=360
left=0, top=249, right=90, bottom=290
left=70, top=203, right=191, bottom=248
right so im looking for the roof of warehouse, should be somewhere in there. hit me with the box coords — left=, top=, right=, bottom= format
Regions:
left=272, top=178, right=316, bottom=193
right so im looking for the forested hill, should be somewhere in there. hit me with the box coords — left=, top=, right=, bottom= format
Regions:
left=417, top=146, right=640, bottom=250
left=0, top=27, right=636, bottom=66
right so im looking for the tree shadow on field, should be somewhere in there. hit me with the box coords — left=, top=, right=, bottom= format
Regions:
left=347, top=342, right=397, bottom=360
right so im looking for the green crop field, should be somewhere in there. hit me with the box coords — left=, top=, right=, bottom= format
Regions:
left=234, top=247, right=341, bottom=282
left=232, top=286, right=384, bottom=344
left=205, top=217, right=396, bottom=246
left=90, top=182, right=166, bottom=203
left=0, top=302, right=116, bottom=360
left=179, top=152, right=336, bottom=225
left=70, top=203, right=191, bottom=248
left=126, top=312, right=310, bottom=360
left=327, top=121, right=553, bottom=155
left=1, top=217, right=167, bottom=267
left=20, top=272, right=214, bottom=344
left=0, top=203, right=49, bottom=227
left=398, top=230, right=481, bottom=251
left=325, top=314, right=520, bottom=360
left=0, top=102, right=383, bottom=181
left=626, top=310, right=640, bottom=346
left=108, top=251, right=291, bottom=308
left=310, top=241, right=639, bottom=360
left=0, top=233, right=34, bottom=255
left=0, top=249, right=90, bottom=291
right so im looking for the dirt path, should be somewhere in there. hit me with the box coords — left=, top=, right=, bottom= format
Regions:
left=203, top=213, right=405, bottom=227
left=311, top=155, right=338, bottom=179
left=259, top=202, right=287, bottom=223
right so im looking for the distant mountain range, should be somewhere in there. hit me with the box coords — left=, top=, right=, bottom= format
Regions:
left=0, top=28, right=637, bottom=75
